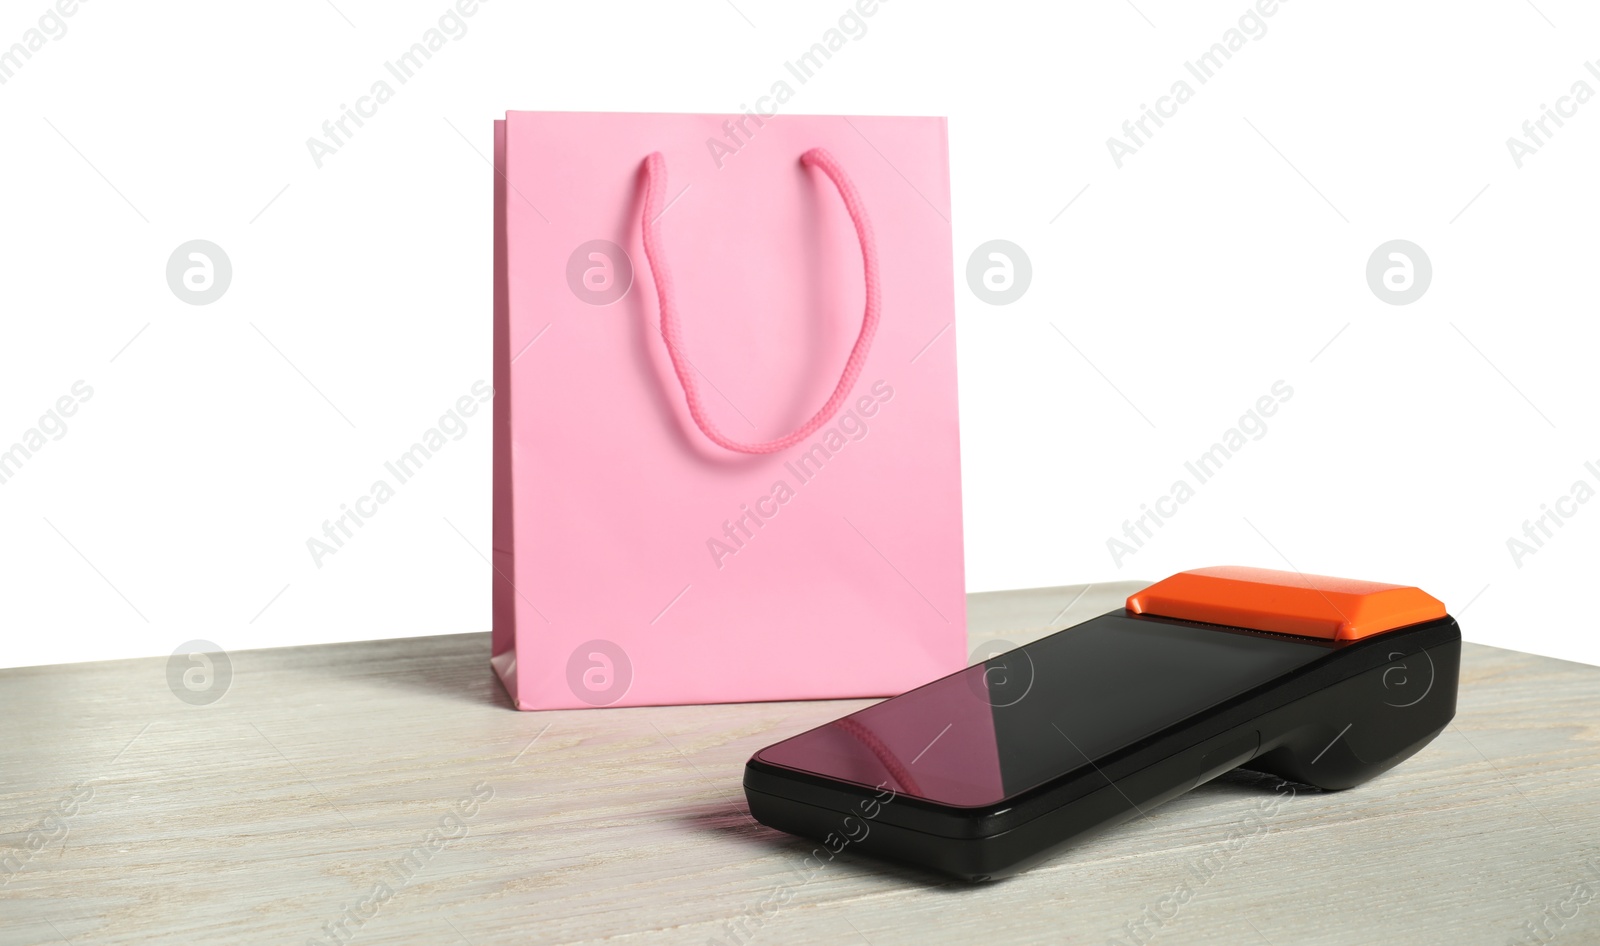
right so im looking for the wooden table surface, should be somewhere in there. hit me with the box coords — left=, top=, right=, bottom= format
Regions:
left=3, top=582, right=1597, bottom=946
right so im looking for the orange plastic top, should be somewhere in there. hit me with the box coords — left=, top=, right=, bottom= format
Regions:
left=1126, top=566, right=1447, bottom=642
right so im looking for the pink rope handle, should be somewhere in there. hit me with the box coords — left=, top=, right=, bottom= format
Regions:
left=640, top=148, right=881, bottom=455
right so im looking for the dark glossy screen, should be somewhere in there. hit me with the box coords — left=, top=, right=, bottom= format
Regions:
left=756, top=614, right=1334, bottom=807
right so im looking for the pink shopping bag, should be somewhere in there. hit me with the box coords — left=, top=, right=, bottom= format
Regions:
left=491, top=111, right=965, bottom=710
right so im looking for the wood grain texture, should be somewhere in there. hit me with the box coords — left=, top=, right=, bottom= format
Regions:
left=2, top=582, right=1597, bottom=946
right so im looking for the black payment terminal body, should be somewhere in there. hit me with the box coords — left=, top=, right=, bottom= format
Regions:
left=743, top=566, right=1461, bottom=881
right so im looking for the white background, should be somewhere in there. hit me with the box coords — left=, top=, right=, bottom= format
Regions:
left=1, top=0, right=1596, bottom=670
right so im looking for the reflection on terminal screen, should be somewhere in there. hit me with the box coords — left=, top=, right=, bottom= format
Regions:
left=756, top=615, right=1333, bottom=806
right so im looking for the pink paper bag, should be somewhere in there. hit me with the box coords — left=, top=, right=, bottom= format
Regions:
left=491, top=110, right=965, bottom=710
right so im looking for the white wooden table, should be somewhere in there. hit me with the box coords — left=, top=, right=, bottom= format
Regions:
left=2, top=582, right=1597, bottom=946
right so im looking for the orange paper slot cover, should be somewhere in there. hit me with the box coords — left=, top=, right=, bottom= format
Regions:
left=1125, top=566, right=1447, bottom=642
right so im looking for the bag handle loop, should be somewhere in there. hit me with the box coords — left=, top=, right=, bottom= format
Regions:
left=639, top=148, right=881, bottom=455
